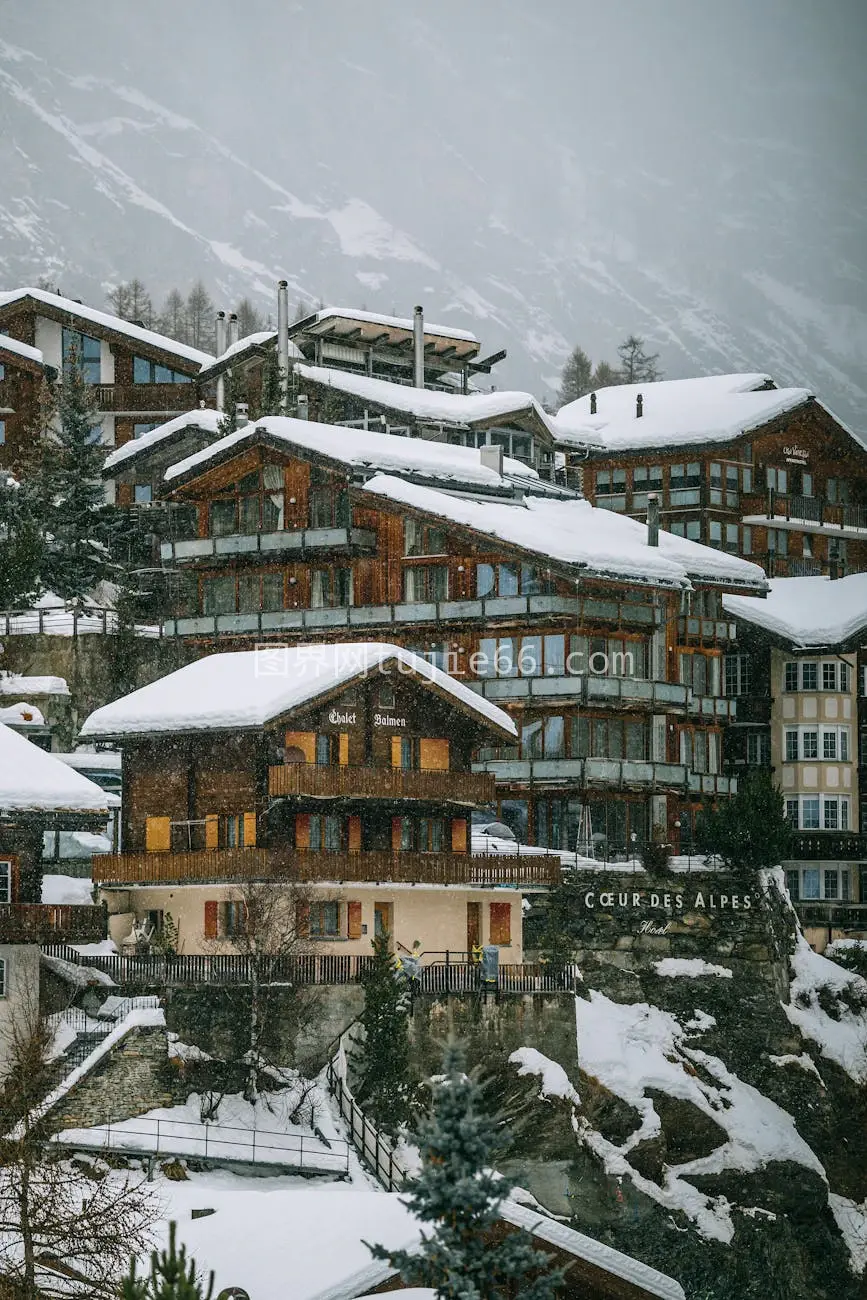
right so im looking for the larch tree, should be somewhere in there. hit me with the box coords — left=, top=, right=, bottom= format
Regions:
left=368, top=1044, right=563, bottom=1299
left=159, top=289, right=189, bottom=344
left=616, top=334, right=661, bottom=384
left=557, top=345, right=594, bottom=405
left=352, top=931, right=414, bottom=1136
left=185, top=282, right=216, bottom=352
left=235, top=297, right=264, bottom=337
left=106, top=280, right=153, bottom=326
left=590, top=359, right=621, bottom=390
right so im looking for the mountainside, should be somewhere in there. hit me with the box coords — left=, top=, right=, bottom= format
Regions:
left=1, top=0, right=865, bottom=427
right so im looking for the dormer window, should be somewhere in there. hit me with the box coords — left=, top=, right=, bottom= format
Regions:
left=377, top=681, right=395, bottom=708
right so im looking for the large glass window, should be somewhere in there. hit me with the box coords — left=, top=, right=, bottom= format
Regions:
left=201, top=575, right=236, bottom=616
left=724, top=655, right=752, bottom=697
left=311, top=568, right=353, bottom=608
left=62, top=328, right=101, bottom=382
left=132, top=356, right=193, bottom=384
left=404, top=519, right=448, bottom=556
left=403, top=565, right=448, bottom=603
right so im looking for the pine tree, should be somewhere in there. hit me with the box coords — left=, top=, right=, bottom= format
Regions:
left=235, top=297, right=264, bottom=337
left=0, top=472, right=44, bottom=607
left=616, top=334, right=661, bottom=384
left=186, top=281, right=216, bottom=352
left=558, top=345, right=593, bottom=405
left=590, top=359, right=621, bottom=390
left=122, top=1221, right=215, bottom=1300
left=696, top=770, right=792, bottom=880
left=159, top=289, right=189, bottom=344
left=353, top=931, right=414, bottom=1135
left=368, top=1044, right=563, bottom=1298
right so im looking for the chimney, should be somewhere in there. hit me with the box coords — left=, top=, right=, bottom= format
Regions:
left=636, top=393, right=643, bottom=418
left=296, top=392, right=309, bottom=420
left=277, top=280, right=290, bottom=415
left=227, top=312, right=239, bottom=349
left=590, top=392, right=597, bottom=415
left=215, top=311, right=227, bottom=413
left=413, top=304, right=425, bottom=389
left=479, top=444, right=504, bottom=477
left=647, top=492, right=660, bottom=547
left=235, top=401, right=249, bottom=428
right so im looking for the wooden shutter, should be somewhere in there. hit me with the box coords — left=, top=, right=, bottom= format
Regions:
left=489, top=901, right=511, bottom=946
left=348, top=815, right=362, bottom=852
left=295, top=900, right=310, bottom=938
left=243, top=812, right=257, bottom=847
left=145, top=816, right=171, bottom=853
left=392, top=817, right=404, bottom=851
left=347, top=901, right=363, bottom=940
left=285, top=731, right=316, bottom=763
left=204, top=900, right=219, bottom=939
left=338, top=733, right=349, bottom=766
left=391, top=736, right=404, bottom=769
left=295, top=813, right=311, bottom=849
left=204, top=815, right=220, bottom=850
left=451, top=818, right=468, bottom=852
left=419, top=738, right=449, bottom=771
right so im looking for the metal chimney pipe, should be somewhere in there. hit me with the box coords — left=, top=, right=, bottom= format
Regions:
left=277, top=280, right=290, bottom=415
left=413, top=304, right=425, bottom=389
left=227, top=312, right=239, bottom=349
left=590, top=392, right=597, bottom=415
left=636, top=393, right=644, bottom=418
left=235, top=401, right=249, bottom=429
left=296, top=393, right=309, bottom=421
left=215, top=312, right=227, bottom=413
left=647, top=492, right=660, bottom=547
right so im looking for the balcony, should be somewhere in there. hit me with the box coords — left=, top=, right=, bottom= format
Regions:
left=267, top=764, right=496, bottom=806
left=728, top=695, right=772, bottom=725
left=92, top=848, right=558, bottom=889
left=477, top=675, right=689, bottom=712
left=0, top=904, right=106, bottom=944
left=793, top=902, right=867, bottom=928
left=741, top=490, right=867, bottom=540
left=676, top=617, right=738, bottom=643
left=686, top=772, right=737, bottom=797
left=160, top=526, right=377, bottom=565
left=473, top=756, right=689, bottom=791
left=687, top=694, right=737, bottom=720
left=94, top=384, right=194, bottom=415
left=789, top=832, right=867, bottom=861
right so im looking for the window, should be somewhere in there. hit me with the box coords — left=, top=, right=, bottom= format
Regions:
left=708, top=463, right=722, bottom=505
left=134, top=484, right=153, bottom=505
left=747, top=733, right=771, bottom=766
left=801, top=868, right=820, bottom=900
left=225, top=814, right=247, bottom=848
left=0, top=363, right=4, bottom=380
left=785, top=799, right=799, bottom=827
left=766, top=466, right=788, bottom=494
left=571, top=715, right=648, bottom=761
left=785, top=730, right=799, bottom=762
left=827, top=478, right=850, bottom=505
left=0, top=956, right=5, bottom=999
left=631, top=465, right=662, bottom=508
left=210, top=498, right=237, bottom=537
left=823, top=730, right=837, bottom=760
left=803, top=730, right=818, bottom=759
left=595, top=469, right=626, bottom=511
left=802, top=797, right=820, bottom=829
left=767, top=529, right=788, bottom=555
left=201, top=575, right=236, bottom=616
left=824, top=869, right=839, bottom=901
left=224, top=901, right=247, bottom=936
left=742, top=467, right=753, bottom=493
left=404, top=519, right=448, bottom=556
left=309, top=815, right=343, bottom=851
left=418, top=818, right=444, bottom=852
left=403, top=565, right=447, bottom=602
left=309, top=472, right=349, bottom=529
left=134, top=422, right=159, bottom=439
left=678, top=652, right=720, bottom=697
left=726, top=464, right=739, bottom=507
left=0, top=420, right=5, bottom=447
left=62, top=328, right=101, bottom=382
left=669, top=462, right=701, bottom=506
left=708, top=520, right=721, bottom=546
left=823, top=662, right=837, bottom=692
left=841, top=663, right=851, bottom=694
left=489, top=901, right=511, bottom=946
left=312, top=568, right=353, bottom=608
left=724, top=655, right=752, bottom=697
left=785, top=868, right=799, bottom=900
left=801, top=662, right=818, bottom=691
left=725, top=523, right=739, bottom=552
left=0, top=861, right=10, bottom=904
left=132, top=356, right=192, bottom=384
left=742, top=525, right=752, bottom=554
left=310, top=901, right=340, bottom=937
left=784, top=662, right=798, bottom=693
left=475, top=562, right=549, bottom=598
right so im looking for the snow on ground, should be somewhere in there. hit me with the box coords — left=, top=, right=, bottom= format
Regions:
left=0, top=724, right=115, bottom=813
left=43, top=830, right=112, bottom=860
left=41, top=873, right=96, bottom=905
left=768, top=1053, right=823, bottom=1079
left=510, top=1047, right=580, bottom=1104
left=829, top=1194, right=867, bottom=1275
left=783, top=935, right=867, bottom=1083
left=41, top=953, right=116, bottom=988
left=574, top=991, right=826, bottom=1242
left=654, top=958, right=733, bottom=979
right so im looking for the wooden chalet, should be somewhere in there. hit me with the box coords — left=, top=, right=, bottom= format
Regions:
left=100, top=411, right=768, bottom=858
left=556, top=374, right=867, bottom=577
left=0, top=332, right=52, bottom=471
left=79, top=644, right=547, bottom=957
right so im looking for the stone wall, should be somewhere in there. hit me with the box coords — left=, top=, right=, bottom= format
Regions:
left=46, top=1024, right=174, bottom=1132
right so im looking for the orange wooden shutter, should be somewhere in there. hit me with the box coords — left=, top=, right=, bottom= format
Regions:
left=348, top=815, right=362, bottom=852
left=451, top=818, right=468, bottom=852
left=419, top=738, right=449, bottom=771
left=338, top=733, right=349, bottom=766
left=295, top=900, right=310, bottom=938
left=392, top=817, right=404, bottom=851
left=285, top=731, right=316, bottom=763
left=243, top=812, right=257, bottom=847
left=145, top=816, right=171, bottom=853
left=204, top=815, right=220, bottom=850
left=295, top=813, right=311, bottom=849
left=204, top=900, right=219, bottom=939
left=391, top=736, right=403, bottom=769
left=347, top=901, right=363, bottom=939
left=489, top=901, right=511, bottom=946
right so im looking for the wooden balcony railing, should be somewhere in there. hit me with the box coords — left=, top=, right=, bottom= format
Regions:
left=94, top=383, right=194, bottom=414
left=92, top=847, right=559, bottom=888
left=268, top=764, right=496, bottom=806
left=0, top=904, right=106, bottom=944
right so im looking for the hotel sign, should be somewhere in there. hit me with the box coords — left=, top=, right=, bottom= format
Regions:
left=579, top=888, right=754, bottom=912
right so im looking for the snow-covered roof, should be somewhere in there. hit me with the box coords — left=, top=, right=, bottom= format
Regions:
left=56, top=750, right=122, bottom=773
left=0, top=332, right=43, bottom=366
left=554, top=374, right=815, bottom=453
left=0, top=672, right=70, bottom=697
left=103, top=408, right=223, bottom=472
left=724, top=573, right=867, bottom=648
left=0, top=288, right=214, bottom=368
left=79, top=644, right=517, bottom=741
left=296, top=362, right=579, bottom=444
left=0, top=723, right=117, bottom=815
left=163, top=414, right=528, bottom=492
left=298, top=306, right=479, bottom=345
left=362, top=474, right=767, bottom=592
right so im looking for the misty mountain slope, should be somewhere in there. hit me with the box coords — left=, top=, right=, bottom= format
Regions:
left=0, top=0, right=865, bottom=427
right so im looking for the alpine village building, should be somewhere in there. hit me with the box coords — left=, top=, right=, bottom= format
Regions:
left=79, top=645, right=545, bottom=958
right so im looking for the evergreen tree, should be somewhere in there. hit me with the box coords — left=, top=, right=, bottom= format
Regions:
left=186, top=281, right=216, bottom=352
left=159, top=289, right=189, bottom=344
left=235, top=297, right=264, bottom=337
left=616, top=334, right=661, bottom=384
left=253, top=348, right=283, bottom=418
left=368, top=1044, right=563, bottom=1298
left=122, top=1221, right=215, bottom=1300
left=696, top=770, right=792, bottom=879
left=590, top=359, right=621, bottom=390
left=353, top=931, right=414, bottom=1135
left=0, top=472, right=44, bottom=608
left=558, top=345, right=593, bottom=405
left=37, top=350, right=112, bottom=599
